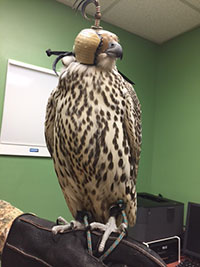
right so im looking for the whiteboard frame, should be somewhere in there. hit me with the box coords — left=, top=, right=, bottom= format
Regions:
left=0, top=59, right=58, bottom=157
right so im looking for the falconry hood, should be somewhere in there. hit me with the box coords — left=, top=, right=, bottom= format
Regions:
left=73, top=0, right=123, bottom=65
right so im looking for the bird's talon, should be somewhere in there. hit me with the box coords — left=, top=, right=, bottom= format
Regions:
left=98, top=243, right=105, bottom=253
left=90, top=222, right=107, bottom=232
left=52, top=223, right=72, bottom=234
left=119, top=222, right=127, bottom=232
left=52, top=227, right=58, bottom=235
left=57, top=216, right=69, bottom=225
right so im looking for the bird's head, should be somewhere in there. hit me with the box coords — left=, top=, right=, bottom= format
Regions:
left=73, top=28, right=123, bottom=71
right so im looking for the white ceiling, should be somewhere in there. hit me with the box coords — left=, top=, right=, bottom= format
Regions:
left=56, top=0, right=200, bottom=44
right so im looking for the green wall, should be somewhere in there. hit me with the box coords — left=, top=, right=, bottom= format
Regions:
left=151, top=27, right=200, bottom=213
left=0, top=0, right=157, bottom=221
left=2, top=0, right=199, bottom=224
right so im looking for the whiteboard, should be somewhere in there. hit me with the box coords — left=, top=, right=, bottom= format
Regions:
left=0, top=59, right=58, bottom=157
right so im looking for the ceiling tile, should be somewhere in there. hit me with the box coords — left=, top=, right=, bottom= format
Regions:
left=180, top=0, right=200, bottom=11
left=57, top=0, right=116, bottom=14
left=101, top=0, right=200, bottom=43
left=56, top=0, right=200, bottom=44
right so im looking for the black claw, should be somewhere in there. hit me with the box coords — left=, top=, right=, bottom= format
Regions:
left=70, top=221, right=75, bottom=229
left=56, top=218, right=62, bottom=225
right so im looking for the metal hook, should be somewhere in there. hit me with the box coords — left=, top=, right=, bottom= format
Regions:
left=73, top=0, right=102, bottom=28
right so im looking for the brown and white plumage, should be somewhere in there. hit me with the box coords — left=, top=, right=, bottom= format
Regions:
left=45, top=29, right=141, bottom=230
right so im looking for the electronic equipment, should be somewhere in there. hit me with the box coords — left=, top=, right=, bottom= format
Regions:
left=145, top=236, right=181, bottom=264
left=128, top=193, right=184, bottom=242
left=177, top=202, right=200, bottom=267
left=177, top=259, right=200, bottom=266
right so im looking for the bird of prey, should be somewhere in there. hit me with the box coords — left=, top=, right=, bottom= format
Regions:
left=45, top=0, right=142, bottom=253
